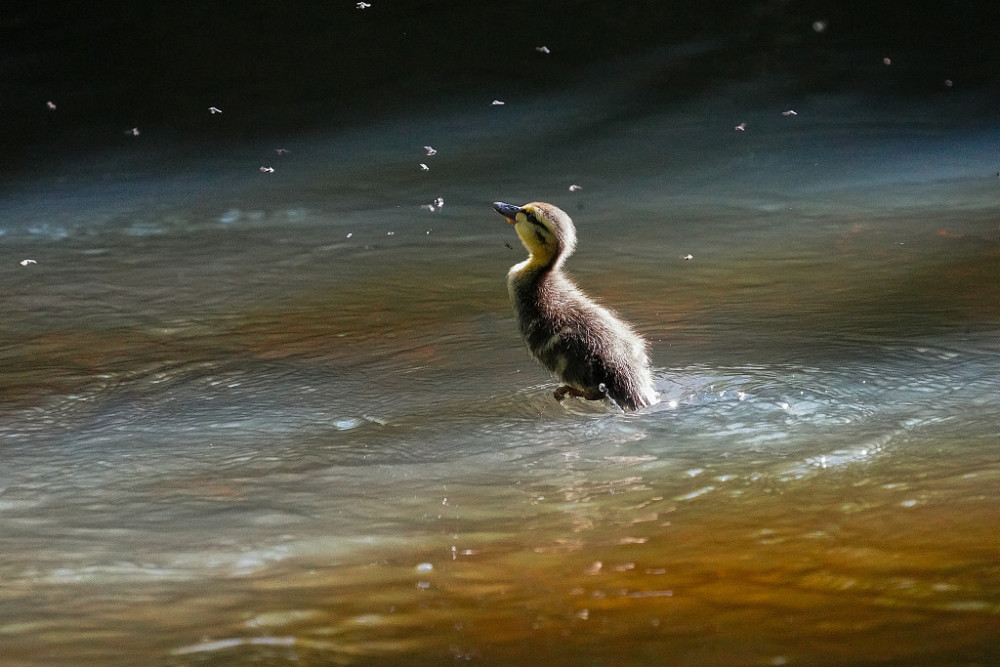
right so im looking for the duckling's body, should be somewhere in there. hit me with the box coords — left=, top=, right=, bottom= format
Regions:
left=493, top=201, right=657, bottom=411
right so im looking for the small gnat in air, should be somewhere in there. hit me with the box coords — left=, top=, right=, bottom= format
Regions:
left=883, top=57, right=892, bottom=66
left=535, top=46, right=551, bottom=54
left=356, top=2, right=370, bottom=8
left=20, top=259, right=37, bottom=266
left=734, top=122, right=746, bottom=131
left=208, top=106, right=222, bottom=114
left=568, top=184, right=583, bottom=192
left=423, top=145, right=437, bottom=156
left=46, top=101, right=57, bottom=110
left=275, top=148, right=290, bottom=155
left=422, top=197, right=445, bottom=212
left=683, top=254, right=693, bottom=261
left=781, top=109, right=798, bottom=116
left=419, top=163, right=429, bottom=171
left=126, top=127, right=140, bottom=136
left=491, top=99, right=505, bottom=106
left=259, top=166, right=274, bottom=173
left=812, top=20, right=827, bottom=33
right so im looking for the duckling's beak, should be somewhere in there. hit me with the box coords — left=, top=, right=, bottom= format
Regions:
left=493, top=201, right=522, bottom=224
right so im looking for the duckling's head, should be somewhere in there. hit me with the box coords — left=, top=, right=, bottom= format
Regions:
left=493, top=201, right=577, bottom=269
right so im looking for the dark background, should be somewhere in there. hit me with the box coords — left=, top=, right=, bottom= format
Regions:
left=3, top=1, right=999, bottom=173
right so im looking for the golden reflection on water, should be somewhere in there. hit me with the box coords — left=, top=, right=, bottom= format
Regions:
left=125, top=457, right=997, bottom=666
left=5, top=443, right=987, bottom=666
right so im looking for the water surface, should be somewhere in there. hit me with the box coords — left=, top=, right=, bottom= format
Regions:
left=2, top=53, right=999, bottom=665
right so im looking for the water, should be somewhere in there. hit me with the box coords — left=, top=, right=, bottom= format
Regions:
left=3, top=45, right=1000, bottom=666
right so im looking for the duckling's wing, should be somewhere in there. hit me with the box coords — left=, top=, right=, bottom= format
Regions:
left=544, top=299, right=650, bottom=410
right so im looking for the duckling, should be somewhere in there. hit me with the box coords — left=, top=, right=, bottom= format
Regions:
left=493, top=201, right=657, bottom=411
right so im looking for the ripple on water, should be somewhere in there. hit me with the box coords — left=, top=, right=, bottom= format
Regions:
left=1, top=334, right=998, bottom=665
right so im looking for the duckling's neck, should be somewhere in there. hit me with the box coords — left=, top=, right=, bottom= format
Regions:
left=507, top=250, right=571, bottom=314
left=511, top=252, right=555, bottom=277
